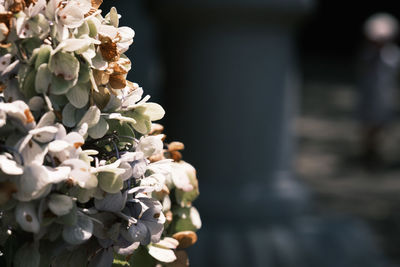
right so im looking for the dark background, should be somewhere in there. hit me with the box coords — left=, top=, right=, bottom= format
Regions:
left=299, top=0, right=400, bottom=82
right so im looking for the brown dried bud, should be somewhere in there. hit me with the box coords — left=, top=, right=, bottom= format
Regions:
left=149, top=153, right=165, bottom=163
left=169, top=142, right=185, bottom=151
left=165, top=210, right=173, bottom=224
left=170, top=150, right=182, bottom=162
left=149, top=123, right=165, bottom=135
left=172, top=231, right=198, bottom=249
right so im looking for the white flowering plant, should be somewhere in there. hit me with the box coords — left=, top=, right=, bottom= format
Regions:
left=0, top=0, right=201, bottom=266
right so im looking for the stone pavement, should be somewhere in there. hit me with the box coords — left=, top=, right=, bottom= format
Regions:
left=295, top=81, right=400, bottom=264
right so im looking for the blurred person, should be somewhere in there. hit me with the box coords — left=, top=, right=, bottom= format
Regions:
left=357, top=13, right=400, bottom=168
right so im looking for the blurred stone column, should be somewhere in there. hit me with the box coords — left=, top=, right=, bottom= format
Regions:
left=150, top=1, right=314, bottom=266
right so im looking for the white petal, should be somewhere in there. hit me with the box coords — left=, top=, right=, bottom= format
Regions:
left=15, top=163, right=50, bottom=201
left=0, top=155, right=23, bottom=175
left=142, top=102, right=165, bottom=121
left=45, top=166, right=71, bottom=183
left=17, top=135, right=48, bottom=165
left=157, top=237, right=179, bottom=249
left=48, top=193, right=73, bottom=216
left=30, top=126, right=58, bottom=143
left=58, top=4, right=84, bottom=28
left=48, top=139, right=70, bottom=152
left=148, top=245, right=176, bottom=263
left=15, top=202, right=40, bottom=233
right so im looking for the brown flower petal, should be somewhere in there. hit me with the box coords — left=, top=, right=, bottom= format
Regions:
left=99, top=35, right=119, bottom=62
left=91, top=0, right=103, bottom=10
left=25, top=0, right=37, bottom=7
left=109, top=73, right=126, bottom=89
left=172, top=231, right=198, bottom=249
left=9, top=0, right=26, bottom=13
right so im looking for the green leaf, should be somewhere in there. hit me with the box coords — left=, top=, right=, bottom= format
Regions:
left=50, top=74, right=77, bottom=95
left=66, top=83, right=89, bottom=108
left=78, top=105, right=100, bottom=128
left=62, top=214, right=93, bottom=245
left=56, top=201, right=77, bottom=226
left=14, top=243, right=40, bottom=267
left=76, top=22, right=90, bottom=37
left=107, top=120, right=135, bottom=138
left=21, top=68, right=37, bottom=98
left=170, top=206, right=202, bottom=233
left=98, top=172, right=123, bottom=194
left=48, top=51, right=80, bottom=81
left=128, top=109, right=151, bottom=134
left=128, top=246, right=156, bottom=267
left=51, top=246, right=88, bottom=267
left=35, top=45, right=52, bottom=70
left=78, top=59, right=91, bottom=83
left=87, top=18, right=98, bottom=38
left=62, top=103, right=77, bottom=127
left=88, top=116, right=109, bottom=139
left=35, top=64, right=51, bottom=93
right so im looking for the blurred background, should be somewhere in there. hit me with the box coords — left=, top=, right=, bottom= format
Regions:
left=104, top=0, right=400, bottom=266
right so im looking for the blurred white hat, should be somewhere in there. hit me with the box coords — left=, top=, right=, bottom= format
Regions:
left=364, top=13, right=399, bottom=42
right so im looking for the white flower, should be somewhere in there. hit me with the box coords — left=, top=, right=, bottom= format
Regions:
left=61, top=158, right=97, bottom=189
left=48, top=124, right=84, bottom=163
left=0, top=100, right=36, bottom=130
left=13, top=162, right=70, bottom=201
left=136, top=135, right=164, bottom=158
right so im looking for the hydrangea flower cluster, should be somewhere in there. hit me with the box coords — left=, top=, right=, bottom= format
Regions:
left=0, top=1, right=200, bottom=266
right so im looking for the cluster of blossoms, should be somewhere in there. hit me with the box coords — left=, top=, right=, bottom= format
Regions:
left=0, top=0, right=200, bottom=266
